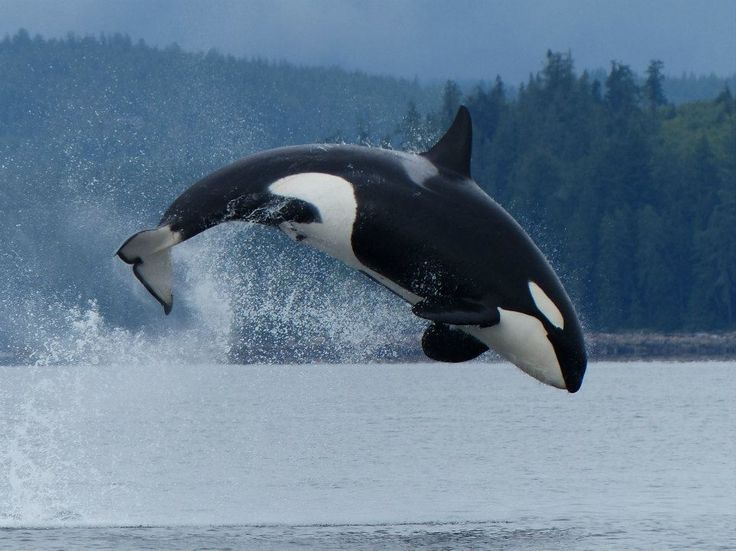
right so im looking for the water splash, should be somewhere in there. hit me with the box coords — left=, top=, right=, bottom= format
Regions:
left=2, top=216, right=421, bottom=367
left=0, top=370, right=91, bottom=524
left=201, top=224, right=420, bottom=363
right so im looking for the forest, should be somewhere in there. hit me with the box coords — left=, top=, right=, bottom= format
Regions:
left=1, top=31, right=735, bottom=360
left=409, top=53, right=736, bottom=332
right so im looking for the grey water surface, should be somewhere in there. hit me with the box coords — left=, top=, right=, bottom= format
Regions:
left=1, top=362, right=734, bottom=550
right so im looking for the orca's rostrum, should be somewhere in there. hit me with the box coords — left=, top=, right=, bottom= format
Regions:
left=117, top=107, right=587, bottom=392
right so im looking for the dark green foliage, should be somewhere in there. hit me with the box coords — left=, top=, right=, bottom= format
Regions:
left=1, top=32, right=735, bottom=334
left=715, top=86, right=734, bottom=115
left=440, top=55, right=736, bottom=331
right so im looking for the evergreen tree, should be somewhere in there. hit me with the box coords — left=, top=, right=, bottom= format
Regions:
left=691, top=186, right=736, bottom=327
left=596, top=207, right=636, bottom=328
left=635, top=205, right=681, bottom=328
left=715, top=85, right=733, bottom=115
left=605, top=61, right=640, bottom=119
left=440, top=80, right=462, bottom=128
left=689, top=136, right=721, bottom=230
left=356, top=115, right=371, bottom=146
left=398, top=101, right=431, bottom=151
left=643, top=59, right=667, bottom=112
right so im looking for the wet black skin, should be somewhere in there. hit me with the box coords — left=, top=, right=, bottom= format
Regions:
left=158, top=140, right=587, bottom=392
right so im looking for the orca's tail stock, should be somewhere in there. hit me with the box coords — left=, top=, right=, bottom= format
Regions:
left=116, top=226, right=181, bottom=314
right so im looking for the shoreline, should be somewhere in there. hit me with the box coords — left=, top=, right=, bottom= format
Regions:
left=585, top=331, right=736, bottom=361
left=374, top=331, right=736, bottom=363
left=3, top=332, right=736, bottom=365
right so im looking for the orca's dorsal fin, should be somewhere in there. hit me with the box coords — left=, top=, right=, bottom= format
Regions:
left=421, top=105, right=472, bottom=178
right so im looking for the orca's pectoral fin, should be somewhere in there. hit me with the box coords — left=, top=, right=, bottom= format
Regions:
left=412, top=296, right=500, bottom=327
left=421, top=322, right=489, bottom=363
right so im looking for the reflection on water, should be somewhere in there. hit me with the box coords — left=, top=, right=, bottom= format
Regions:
left=0, top=362, right=734, bottom=550
left=0, top=522, right=576, bottom=551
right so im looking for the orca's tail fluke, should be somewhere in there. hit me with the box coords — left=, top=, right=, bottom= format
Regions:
left=116, top=226, right=182, bottom=314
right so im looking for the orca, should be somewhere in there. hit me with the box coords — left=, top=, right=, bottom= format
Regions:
left=117, top=106, right=587, bottom=392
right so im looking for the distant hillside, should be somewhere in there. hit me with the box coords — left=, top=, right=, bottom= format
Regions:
left=1, top=32, right=734, bottom=363
left=0, top=31, right=442, bottom=360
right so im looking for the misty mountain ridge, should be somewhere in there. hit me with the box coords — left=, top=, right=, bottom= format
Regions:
left=1, top=31, right=734, bottom=363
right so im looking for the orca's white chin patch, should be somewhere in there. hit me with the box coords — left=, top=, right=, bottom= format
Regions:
left=269, top=172, right=423, bottom=304
left=116, top=226, right=182, bottom=314
left=269, top=172, right=363, bottom=268
left=466, top=309, right=566, bottom=389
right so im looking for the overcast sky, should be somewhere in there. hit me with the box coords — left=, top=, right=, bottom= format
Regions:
left=2, top=0, right=734, bottom=83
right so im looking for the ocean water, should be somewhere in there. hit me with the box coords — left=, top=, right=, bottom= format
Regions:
left=0, top=361, right=734, bottom=550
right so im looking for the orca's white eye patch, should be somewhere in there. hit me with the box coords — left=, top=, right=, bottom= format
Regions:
left=528, top=281, right=564, bottom=329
